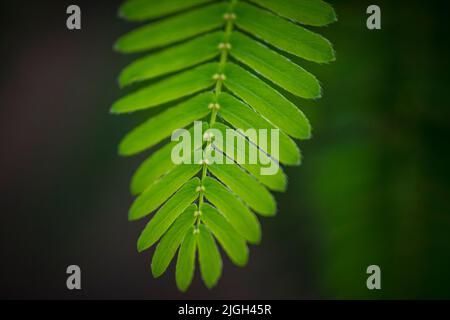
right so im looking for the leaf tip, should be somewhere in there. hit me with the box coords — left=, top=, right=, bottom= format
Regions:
left=329, top=6, right=338, bottom=24
left=128, top=213, right=138, bottom=222
left=113, top=39, right=127, bottom=54
left=117, top=7, right=126, bottom=20
left=176, top=278, right=191, bottom=292
left=234, top=253, right=249, bottom=267
left=203, top=278, right=219, bottom=290
left=113, top=41, right=121, bottom=52
left=118, top=146, right=127, bottom=157
left=329, top=50, right=337, bottom=62
left=118, top=140, right=135, bottom=157
left=136, top=239, right=146, bottom=253
left=130, top=183, right=140, bottom=197
left=128, top=206, right=141, bottom=222
left=266, top=207, right=278, bottom=218
left=151, top=264, right=163, bottom=278
left=109, top=101, right=122, bottom=114
left=248, top=233, right=262, bottom=245
left=118, top=74, right=130, bottom=88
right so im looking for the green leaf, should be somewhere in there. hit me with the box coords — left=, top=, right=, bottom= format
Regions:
left=118, top=92, right=214, bottom=156
left=115, top=2, right=227, bottom=53
left=223, top=63, right=311, bottom=140
left=247, top=0, right=337, bottom=27
left=120, top=0, right=215, bottom=22
left=230, top=32, right=321, bottom=99
left=235, top=2, right=335, bottom=63
left=114, top=0, right=336, bottom=291
left=151, top=204, right=197, bottom=277
left=203, top=176, right=261, bottom=244
left=176, top=227, right=197, bottom=292
left=208, top=163, right=276, bottom=216
left=211, top=122, right=287, bottom=192
left=131, top=123, right=208, bottom=195
left=200, top=203, right=248, bottom=266
left=111, top=63, right=218, bottom=114
left=197, top=224, right=222, bottom=289
left=129, top=166, right=200, bottom=221
left=137, top=178, right=200, bottom=251
left=119, top=32, right=223, bottom=87
left=218, top=92, right=301, bottom=165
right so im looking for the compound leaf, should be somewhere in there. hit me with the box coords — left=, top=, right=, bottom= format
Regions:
left=113, top=0, right=336, bottom=291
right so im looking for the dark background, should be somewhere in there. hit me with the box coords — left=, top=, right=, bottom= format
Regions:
left=0, top=0, right=449, bottom=299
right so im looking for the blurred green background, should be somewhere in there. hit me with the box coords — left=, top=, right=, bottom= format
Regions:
left=0, top=0, right=449, bottom=299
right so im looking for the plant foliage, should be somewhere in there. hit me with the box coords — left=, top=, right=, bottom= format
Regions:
left=113, top=0, right=336, bottom=291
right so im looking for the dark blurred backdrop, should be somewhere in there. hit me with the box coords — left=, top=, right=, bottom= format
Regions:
left=0, top=0, right=449, bottom=299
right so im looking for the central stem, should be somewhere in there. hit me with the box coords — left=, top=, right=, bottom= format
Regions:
left=196, top=0, right=237, bottom=224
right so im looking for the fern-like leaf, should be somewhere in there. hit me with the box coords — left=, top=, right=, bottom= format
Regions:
left=113, top=0, right=336, bottom=290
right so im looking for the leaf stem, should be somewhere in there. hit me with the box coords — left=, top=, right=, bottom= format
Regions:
left=196, top=0, right=237, bottom=226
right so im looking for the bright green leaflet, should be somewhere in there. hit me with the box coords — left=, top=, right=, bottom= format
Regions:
left=120, top=0, right=215, bottom=22
left=131, top=123, right=208, bottom=195
left=137, top=177, right=201, bottom=251
left=210, top=122, right=287, bottom=192
left=223, top=63, right=311, bottom=140
left=217, top=92, right=301, bottom=165
left=129, top=166, right=200, bottom=221
left=208, top=163, right=276, bottom=216
left=119, top=32, right=223, bottom=87
left=203, top=176, right=261, bottom=244
left=197, top=224, right=222, bottom=289
left=230, top=32, right=321, bottom=99
left=115, top=2, right=227, bottom=53
left=113, top=0, right=336, bottom=291
left=235, top=2, right=335, bottom=63
left=176, top=227, right=197, bottom=292
left=151, top=205, right=197, bottom=277
left=118, top=92, right=214, bottom=156
left=201, top=203, right=248, bottom=266
left=111, top=64, right=217, bottom=114
left=247, top=0, right=337, bottom=27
